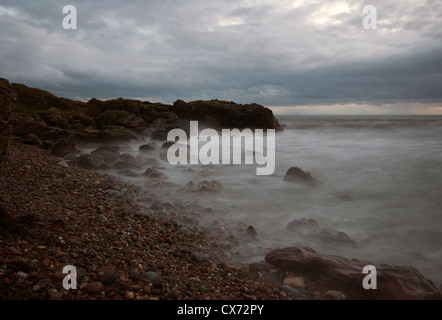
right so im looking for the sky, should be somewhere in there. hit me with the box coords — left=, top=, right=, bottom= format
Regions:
left=1, top=0, right=442, bottom=114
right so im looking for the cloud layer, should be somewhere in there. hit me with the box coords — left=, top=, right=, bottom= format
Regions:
left=1, top=0, right=441, bottom=113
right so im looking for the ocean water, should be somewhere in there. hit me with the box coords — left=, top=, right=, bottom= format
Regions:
left=81, top=115, right=442, bottom=284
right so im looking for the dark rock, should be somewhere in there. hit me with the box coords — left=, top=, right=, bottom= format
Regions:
left=265, top=246, right=442, bottom=300
left=287, top=218, right=357, bottom=248
left=51, top=135, right=76, bottom=156
left=145, top=157, right=161, bottom=166
left=151, top=129, right=169, bottom=141
left=130, top=269, right=141, bottom=281
left=84, top=281, right=103, bottom=294
left=173, top=99, right=283, bottom=131
left=143, top=167, right=167, bottom=179
left=139, top=144, right=156, bottom=152
left=114, top=154, right=148, bottom=169
left=0, top=78, right=18, bottom=158
left=246, top=226, right=258, bottom=239
left=75, top=154, right=102, bottom=169
left=283, top=167, right=318, bottom=186
left=186, top=180, right=222, bottom=193
left=96, top=110, right=148, bottom=131
left=98, top=272, right=116, bottom=285
left=142, top=271, right=161, bottom=284
left=38, top=108, right=73, bottom=129
left=90, top=146, right=120, bottom=163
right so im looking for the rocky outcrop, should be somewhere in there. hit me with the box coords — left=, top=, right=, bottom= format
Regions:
left=0, top=79, right=18, bottom=158
left=96, top=110, right=148, bottom=131
left=265, top=246, right=442, bottom=300
left=173, top=99, right=283, bottom=131
left=283, top=167, right=318, bottom=186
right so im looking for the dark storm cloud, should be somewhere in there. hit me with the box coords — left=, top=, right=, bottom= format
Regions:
left=1, top=0, right=442, bottom=110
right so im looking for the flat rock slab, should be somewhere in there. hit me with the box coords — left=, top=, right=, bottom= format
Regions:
left=265, top=246, right=442, bottom=300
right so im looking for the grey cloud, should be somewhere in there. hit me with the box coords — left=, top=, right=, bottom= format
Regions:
left=1, top=0, right=441, bottom=111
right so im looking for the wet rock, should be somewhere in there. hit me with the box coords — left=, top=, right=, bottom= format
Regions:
left=283, top=167, right=317, bottom=186
left=324, top=290, right=346, bottom=300
left=283, top=276, right=305, bottom=289
left=145, top=157, right=161, bottom=166
left=114, top=153, right=148, bottom=169
left=51, top=135, right=76, bottom=157
left=75, top=154, right=102, bottom=169
left=99, top=126, right=137, bottom=141
left=265, top=246, right=442, bottom=300
left=186, top=180, right=222, bottom=193
left=143, top=167, right=167, bottom=179
left=246, top=226, right=258, bottom=239
left=139, top=144, right=157, bottom=153
left=287, top=218, right=357, bottom=248
left=90, top=146, right=120, bottom=163
left=98, top=272, right=116, bottom=285
left=85, top=281, right=103, bottom=294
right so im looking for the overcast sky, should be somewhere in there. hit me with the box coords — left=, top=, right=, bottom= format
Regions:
left=1, top=0, right=442, bottom=114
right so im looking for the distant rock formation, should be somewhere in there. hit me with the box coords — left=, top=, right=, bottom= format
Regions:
left=0, top=79, right=18, bottom=159
left=265, top=246, right=442, bottom=300
left=173, top=99, right=283, bottom=132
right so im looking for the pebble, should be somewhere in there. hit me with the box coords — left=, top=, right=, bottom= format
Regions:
left=85, top=282, right=103, bottom=294
left=142, top=271, right=161, bottom=283
left=283, top=276, right=305, bottom=289
left=126, top=291, right=135, bottom=299
left=99, top=272, right=116, bottom=285
left=324, top=290, right=347, bottom=300
left=130, top=269, right=141, bottom=281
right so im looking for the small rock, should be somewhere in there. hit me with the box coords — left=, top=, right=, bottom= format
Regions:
left=126, top=291, right=135, bottom=299
left=142, top=271, right=161, bottom=284
left=130, top=269, right=141, bottom=281
left=17, top=271, right=28, bottom=279
left=85, top=281, right=103, bottom=294
left=283, top=276, right=305, bottom=289
left=99, top=272, right=116, bottom=285
left=324, top=290, right=347, bottom=300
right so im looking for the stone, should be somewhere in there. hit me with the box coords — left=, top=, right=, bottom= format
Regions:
left=114, top=153, right=148, bottom=169
left=98, top=272, right=116, bottom=285
left=139, top=144, right=157, bottom=152
left=265, top=246, right=442, bottom=300
left=143, top=167, right=167, bottom=179
left=96, top=110, right=147, bottom=131
left=142, top=271, right=161, bottom=284
left=90, top=146, right=120, bottom=163
left=324, top=290, right=347, bottom=300
left=283, top=167, right=317, bottom=186
left=75, top=154, right=102, bottom=169
left=51, top=135, right=76, bottom=157
left=84, top=281, right=103, bottom=294
left=126, top=291, right=135, bottom=299
left=246, top=226, right=258, bottom=239
left=283, top=276, right=305, bottom=289
left=186, top=180, right=222, bottom=193
left=130, top=269, right=141, bottom=281
left=145, top=157, right=161, bottom=166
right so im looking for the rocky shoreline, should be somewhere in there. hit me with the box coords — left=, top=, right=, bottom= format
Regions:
left=1, top=78, right=441, bottom=300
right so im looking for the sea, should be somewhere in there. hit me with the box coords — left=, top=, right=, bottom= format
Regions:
left=80, top=115, right=442, bottom=284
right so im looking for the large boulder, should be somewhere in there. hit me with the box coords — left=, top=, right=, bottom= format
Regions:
left=283, top=167, right=318, bottom=186
left=265, top=247, right=442, bottom=300
left=173, top=99, right=283, bottom=131
left=0, top=79, right=18, bottom=157
left=51, top=135, right=76, bottom=157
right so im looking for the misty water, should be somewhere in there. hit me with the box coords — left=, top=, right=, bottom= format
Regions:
left=80, top=115, right=442, bottom=284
